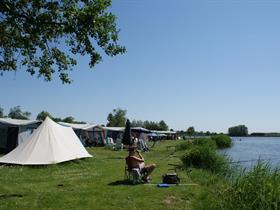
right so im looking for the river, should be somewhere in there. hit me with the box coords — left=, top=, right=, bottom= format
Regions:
left=221, top=137, right=280, bottom=169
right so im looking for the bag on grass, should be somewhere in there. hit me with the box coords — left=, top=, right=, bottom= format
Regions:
left=162, top=173, right=180, bottom=184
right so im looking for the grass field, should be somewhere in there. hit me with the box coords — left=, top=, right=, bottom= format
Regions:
left=0, top=140, right=221, bottom=210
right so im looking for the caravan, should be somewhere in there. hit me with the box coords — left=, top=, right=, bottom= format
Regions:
left=0, top=118, right=40, bottom=154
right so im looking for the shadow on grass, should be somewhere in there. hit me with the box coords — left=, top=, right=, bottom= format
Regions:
left=0, top=193, right=24, bottom=199
left=108, top=180, right=138, bottom=186
left=105, top=157, right=124, bottom=160
left=0, top=158, right=91, bottom=169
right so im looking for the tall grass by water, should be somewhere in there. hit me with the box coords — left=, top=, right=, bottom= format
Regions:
left=211, top=135, right=232, bottom=149
left=179, top=138, right=234, bottom=175
left=195, top=161, right=280, bottom=210
left=177, top=137, right=280, bottom=210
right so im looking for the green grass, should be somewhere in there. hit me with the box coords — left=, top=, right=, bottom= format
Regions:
left=0, top=140, right=211, bottom=210
left=3, top=140, right=278, bottom=209
left=216, top=162, right=280, bottom=210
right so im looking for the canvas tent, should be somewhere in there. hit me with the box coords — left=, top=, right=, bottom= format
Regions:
left=0, top=117, right=92, bottom=165
left=0, top=118, right=40, bottom=154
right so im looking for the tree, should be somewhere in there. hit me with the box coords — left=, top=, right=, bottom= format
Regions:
left=205, top=131, right=211, bottom=136
left=0, top=0, right=126, bottom=83
left=52, top=117, right=62, bottom=122
left=122, top=119, right=132, bottom=145
left=0, top=106, right=3, bottom=118
left=159, top=120, right=168, bottom=131
left=143, top=121, right=159, bottom=130
left=131, top=119, right=170, bottom=131
left=228, top=125, right=248, bottom=136
left=106, top=108, right=126, bottom=127
left=8, top=106, right=31, bottom=119
left=36, top=110, right=52, bottom=121
left=62, top=116, right=75, bottom=123
left=186, top=126, right=195, bottom=137
left=37, top=113, right=85, bottom=124
left=131, top=120, right=144, bottom=127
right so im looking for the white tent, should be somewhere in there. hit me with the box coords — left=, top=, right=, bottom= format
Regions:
left=0, top=117, right=92, bottom=165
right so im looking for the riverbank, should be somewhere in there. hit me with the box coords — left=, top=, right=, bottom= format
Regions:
left=0, top=140, right=279, bottom=209
left=181, top=137, right=280, bottom=209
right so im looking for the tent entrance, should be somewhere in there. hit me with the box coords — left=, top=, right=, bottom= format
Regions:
left=6, top=127, right=19, bottom=153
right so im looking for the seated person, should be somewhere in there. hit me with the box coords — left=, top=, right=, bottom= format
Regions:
left=125, top=146, right=156, bottom=182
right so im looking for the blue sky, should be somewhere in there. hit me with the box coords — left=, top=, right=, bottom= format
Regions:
left=1, top=0, right=280, bottom=133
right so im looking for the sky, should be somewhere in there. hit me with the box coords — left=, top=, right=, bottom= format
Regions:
left=1, top=0, right=280, bottom=133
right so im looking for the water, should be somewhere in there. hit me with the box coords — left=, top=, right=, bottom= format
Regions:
left=221, top=137, right=280, bottom=169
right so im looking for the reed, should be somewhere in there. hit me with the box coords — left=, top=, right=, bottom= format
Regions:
left=211, top=134, right=232, bottom=149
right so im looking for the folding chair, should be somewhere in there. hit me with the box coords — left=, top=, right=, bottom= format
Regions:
left=125, top=157, right=144, bottom=184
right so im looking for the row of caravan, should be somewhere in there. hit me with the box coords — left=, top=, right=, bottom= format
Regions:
left=0, top=118, right=177, bottom=154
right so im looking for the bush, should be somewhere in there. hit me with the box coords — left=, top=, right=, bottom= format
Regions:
left=175, top=141, right=192, bottom=151
left=192, top=138, right=217, bottom=149
left=206, top=162, right=280, bottom=210
left=175, top=138, right=216, bottom=151
left=211, top=135, right=232, bottom=149
left=181, top=144, right=228, bottom=173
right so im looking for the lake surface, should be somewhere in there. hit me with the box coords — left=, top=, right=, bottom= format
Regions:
left=221, top=137, right=280, bottom=169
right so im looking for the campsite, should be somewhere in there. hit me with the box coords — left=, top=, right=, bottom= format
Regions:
left=0, top=117, right=200, bottom=209
left=0, top=140, right=201, bottom=210
left=2, top=0, right=280, bottom=209
left=1, top=116, right=280, bottom=210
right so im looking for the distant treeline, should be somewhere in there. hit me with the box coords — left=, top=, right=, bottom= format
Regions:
left=250, top=133, right=280, bottom=137
left=228, top=125, right=248, bottom=136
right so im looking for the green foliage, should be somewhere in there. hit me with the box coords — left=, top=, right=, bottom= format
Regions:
left=181, top=144, right=227, bottom=173
left=158, top=120, right=168, bottom=131
left=186, top=126, right=195, bottom=137
left=8, top=105, right=31, bottom=119
left=36, top=111, right=85, bottom=123
left=130, top=119, right=144, bottom=127
left=192, top=138, right=217, bottom=149
left=179, top=138, right=234, bottom=175
left=60, top=116, right=86, bottom=124
left=211, top=135, right=232, bottom=149
left=62, top=116, right=75, bottom=123
left=175, top=141, right=192, bottom=151
left=228, top=125, right=248, bottom=136
left=204, top=162, right=280, bottom=210
left=131, top=119, right=169, bottom=131
left=36, top=111, right=52, bottom=121
left=143, top=120, right=161, bottom=130
left=0, top=0, right=126, bottom=83
left=106, top=108, right=126, bottom=127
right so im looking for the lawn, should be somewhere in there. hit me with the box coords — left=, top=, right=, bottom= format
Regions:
left=0, top=140, right=217, bottom=210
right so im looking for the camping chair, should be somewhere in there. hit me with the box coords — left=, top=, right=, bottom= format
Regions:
left=137, top=139, right=149, bottom=152
left=125, top=157, right=145, bottom=184
left=114, top=138, right=123, bottom=151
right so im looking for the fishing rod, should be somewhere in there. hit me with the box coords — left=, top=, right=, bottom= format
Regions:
left=229, top=157, right=280, bottom=164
